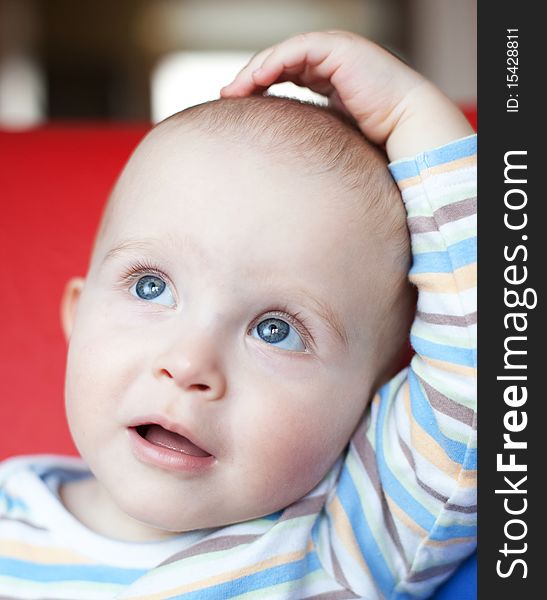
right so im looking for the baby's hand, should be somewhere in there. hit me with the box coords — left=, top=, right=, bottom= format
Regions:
left=221, top=31, right=473, bottom=161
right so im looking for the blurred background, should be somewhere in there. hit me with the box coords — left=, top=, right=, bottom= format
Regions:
left=0, top=0, right=476, bottom=128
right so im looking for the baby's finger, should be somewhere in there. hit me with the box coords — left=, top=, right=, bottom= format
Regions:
left=222, top=32, right=341, bottom=98
left=249, top=33, right=339, bottom=92
left=221, top=48, right=275, bottom=97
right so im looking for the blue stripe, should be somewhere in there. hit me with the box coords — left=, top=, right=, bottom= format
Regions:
left=336, top=467, right=395, bottom=598
left=407, top=370, right=477, bottom=469
left=410, top=335, right=476, bottom=368
left=389, top=159, right=420, bottom=181
left=168, top=553, right=322, bottom=599
left=0, top=557, right=144, bottom=584
left=419, top=135, right=477, bottom=169
left=430, top=522, right=477, bottom=542
left=375, top=385, right=436, bottom=533
left=0, top=490, right=28, bottom=512
left=410, top=237, right=476, bottom=274
left=389, top=135, right=476, bottom=181
left=375, top=386, right=476, bottom=540
left=262, top=510, right=284, bottom=521
left=41, top=468, right=90, bottom=483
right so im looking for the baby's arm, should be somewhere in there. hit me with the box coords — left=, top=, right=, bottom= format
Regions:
left=368, top=139, right=476, bottom=597
left=224, top=32, right=476, bottom=598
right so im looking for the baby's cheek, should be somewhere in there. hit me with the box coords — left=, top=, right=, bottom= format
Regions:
left=245, top=414, right=341, bottom=509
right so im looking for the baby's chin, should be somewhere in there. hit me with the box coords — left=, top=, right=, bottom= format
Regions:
left=100, top=464, right=329, bottom=540
left=123, top=487, right=291, bottom=531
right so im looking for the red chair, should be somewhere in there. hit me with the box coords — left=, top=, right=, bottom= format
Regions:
left=1, top=124, right=149, bottom=459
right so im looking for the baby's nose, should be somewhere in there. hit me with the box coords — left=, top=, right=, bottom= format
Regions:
left=152, top=336, right=227, bottom=401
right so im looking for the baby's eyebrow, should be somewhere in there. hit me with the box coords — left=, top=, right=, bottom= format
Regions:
left=100, top=235, right=204, bottom=266
left=299, top=293, right=349, bottom=350
left=101, top=239, right=158, bottom=264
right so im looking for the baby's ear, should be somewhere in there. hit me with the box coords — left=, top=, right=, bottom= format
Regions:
left=60, top=277, right=85, bottom=342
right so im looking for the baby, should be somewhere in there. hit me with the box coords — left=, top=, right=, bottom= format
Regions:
left=0, top=32, right=476, bottom=599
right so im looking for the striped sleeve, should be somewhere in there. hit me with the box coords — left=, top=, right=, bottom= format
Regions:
left=317, top=135, right=477, bottom=599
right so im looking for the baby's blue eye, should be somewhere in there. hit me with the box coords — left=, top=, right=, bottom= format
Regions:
left=251, top=317, right=306, bottom=352
left=131, top=275, right=175, bottom=306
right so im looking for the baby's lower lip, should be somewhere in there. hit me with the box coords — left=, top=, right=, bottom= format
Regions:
left=127, top=427, right=216, bottom=473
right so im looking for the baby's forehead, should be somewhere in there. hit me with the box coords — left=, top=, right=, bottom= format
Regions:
left=94, top=97, right=403, bottom=267
left=97, top=152, right=370, bottom=278
left=106, top=128, right=355, bottom=236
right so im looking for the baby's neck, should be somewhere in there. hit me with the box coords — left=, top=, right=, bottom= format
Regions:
left=60, top=476, right=182, bottom=542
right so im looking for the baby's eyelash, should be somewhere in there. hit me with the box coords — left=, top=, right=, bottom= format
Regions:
left=118, top=258, right=172, bottom=288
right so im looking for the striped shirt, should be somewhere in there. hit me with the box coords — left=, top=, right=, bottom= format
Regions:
left=0, top=135, right=477, bottom=599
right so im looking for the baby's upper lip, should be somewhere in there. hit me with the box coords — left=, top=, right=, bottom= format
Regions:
left=127, top=414, right=214, bottom=457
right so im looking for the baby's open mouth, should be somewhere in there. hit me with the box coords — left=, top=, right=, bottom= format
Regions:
left=135, top=424, right=212, bottom=458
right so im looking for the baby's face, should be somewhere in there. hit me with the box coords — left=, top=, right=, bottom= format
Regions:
left=63, top=124, right=389, bottom=539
